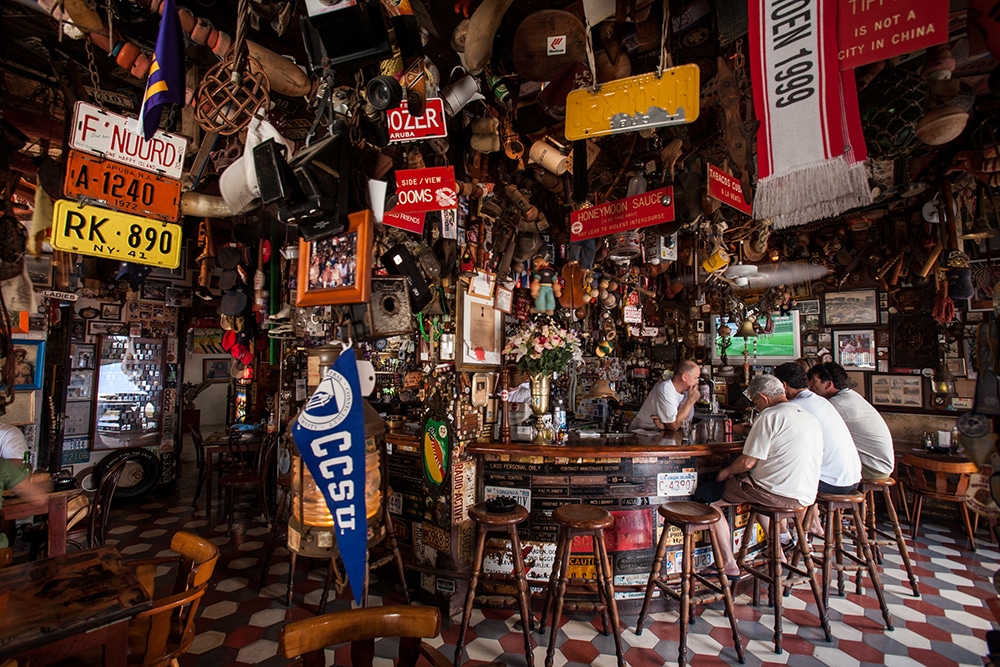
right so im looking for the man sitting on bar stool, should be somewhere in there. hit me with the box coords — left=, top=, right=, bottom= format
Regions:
left=697, top=374, right=822, bottom=579
left=774, top=362, right=862, bottom=539
left=807, top=362, right=894, bottom=481
left=628, top=359, right=700, bottom=432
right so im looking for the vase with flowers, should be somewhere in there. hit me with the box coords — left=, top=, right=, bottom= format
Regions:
left=503, top=318, right=583, bottom=444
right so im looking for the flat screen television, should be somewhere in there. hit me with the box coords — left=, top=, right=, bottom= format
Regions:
left=709, top=311, right=801, bottom=366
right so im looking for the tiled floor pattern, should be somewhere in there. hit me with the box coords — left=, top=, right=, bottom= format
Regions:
left=64, top=448, right=999, bottom=667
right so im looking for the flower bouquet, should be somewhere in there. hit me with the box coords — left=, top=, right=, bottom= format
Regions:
left=503, top=317, right=583, bottom=374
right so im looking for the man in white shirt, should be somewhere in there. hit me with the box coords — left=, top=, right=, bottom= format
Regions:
left=807, top=362, right=895, bottom=480
left=703, top=374, right=823, bottom=579
left=0, top=422, right=28, bottom=463
left=628, top=360, right=700, bottom=432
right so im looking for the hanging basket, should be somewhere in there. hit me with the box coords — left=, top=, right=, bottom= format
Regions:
left=194, top=55, right=271, bottom=136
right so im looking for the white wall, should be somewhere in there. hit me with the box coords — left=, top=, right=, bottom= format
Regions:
left=184, top=353, right=230, bottom=430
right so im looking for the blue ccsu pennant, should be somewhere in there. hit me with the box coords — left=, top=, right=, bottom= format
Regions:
left=292, top=349, right=367, bottom=604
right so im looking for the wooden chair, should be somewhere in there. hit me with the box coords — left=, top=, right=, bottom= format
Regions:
left=900, top=452, right=980, bottom=550
left=279, top=605, right=451, bottom=667
left=220, top=432, right=273, bottom=533
left=188, top=425, right=209, bottom=510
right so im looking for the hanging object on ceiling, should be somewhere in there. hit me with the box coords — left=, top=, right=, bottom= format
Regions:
left=194, top=0, right=270, bottom=136
left=513, top=10, right=587, bottom=82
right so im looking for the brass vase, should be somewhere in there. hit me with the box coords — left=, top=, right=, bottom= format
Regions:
left=529, top=372, right=552, bottom=445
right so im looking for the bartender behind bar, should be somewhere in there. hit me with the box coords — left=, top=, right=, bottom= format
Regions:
left=628, top=360, right=700, bottom=432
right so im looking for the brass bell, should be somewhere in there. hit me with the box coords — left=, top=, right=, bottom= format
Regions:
left=735, top=318, right=758, bottom=338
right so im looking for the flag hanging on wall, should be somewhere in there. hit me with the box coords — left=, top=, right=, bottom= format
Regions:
left=291, top=348, right=368, bottom=605
left=749, top=0, right=871, bottom=229
left=135, top=0, right=185, bottom=140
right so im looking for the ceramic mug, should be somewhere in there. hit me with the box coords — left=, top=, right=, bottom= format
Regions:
left=441, top=68, right=485, bottom=116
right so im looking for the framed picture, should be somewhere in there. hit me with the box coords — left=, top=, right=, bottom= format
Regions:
left=24, top=253, right=52, bottom=288
left=100, top=303, right=122, bottom=321
left=296, top=210, right=373, bottom=307
left=140, top=279, right=170, bottom=302
left=88, top=321, right=126, bottom=337
left=1, top=393, right=34, bottom=426
left=495, top=286, right=514, bottom=314
left=149, top=247, right=188, bottom=282
left=797, top=299, right=820, bottom=315
left=890, top=313, right=939, bottom=369
left=457, top=288, right=503, bottom=370
left=968, top=260, right=1000, bottom=311
left=67, top=369, right=94, bottom=400
left=10, top=339, right=44, bottom=390
left=203, top=358, right=232, bottom=383
left=822, top=290, right=877, bottom=326
left=871, top=374, right=923, bottom=408
left=64, top=400, right=92, bottom=436
left=10, top=312, right=29, bottom=335
left=947, top=357, right=968, bottom=377
left=70, top=343, right=96, bottom=369
left=468, top=271, right=496, bottom=300
left=833, top=329, right=876, bottom=370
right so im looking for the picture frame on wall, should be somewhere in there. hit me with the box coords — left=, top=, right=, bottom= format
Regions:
left=203, top=358, right=232, bottom=383
left=10, top=339, right=44, bottom=390
left=296, top=210, right=373, bottom=307
left=833, top=330, right=876, bottom=370
left=871, top=374, right=923, bottom=408
left=457, top=288, right=503, bottom=370
left=1, top=393, right=35, bottom=426
left=968, top=259, right=1000, bottom=311
left=24, top=253, right=53, bottom=288
left=797, top=299, right=820, bottom=315
left=100, top=303, right=122, bottom=321
left=890, top=313, right=940, bottom=369
left=70, top=343, right=96, bottom=369
left=822, top=290, right=878, bottom=326
left=140, top=279, right=170, bottom=302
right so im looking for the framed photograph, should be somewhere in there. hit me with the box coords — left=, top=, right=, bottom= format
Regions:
left=468, top=271, right=496, bottom=300
left=495, top=286, right=514, bottom=314
left=871, top=374, right=923, bottom=408
left=25, top=253, right=53, bottom=288
left=823, top=290, right=878, bottom=326
left=803, top=314, right=820, bottom=330
left=100, top=303, right=122, bottom=321
left=834, top=329, right=876, bottom=370
left=1, top=393, right=35, bottom=426
left=457, top=288, right=503, bottom=370
left=140, top=279, right=170, bottom=302
left=947, top=357, right=968, bottom=377
left=64, top=400, right=92, bottom=436
left=797, top=299, right=820, bottom=315
left=149, top=247, right=188, bottom=282
left=10, top=339, right=44, bottom=390
left=296, top=210, right=373, bottom=307
left=890, top=313, right=939, bottom=369
left=203, top=358, right=232, bottom=383
left=67, top=369, right=94, bottom=400
left=70, top=343, right=96, bottom=369
left=968, top=260, right=1000, bottom=311
left=88, top=321, right=126, bottom=337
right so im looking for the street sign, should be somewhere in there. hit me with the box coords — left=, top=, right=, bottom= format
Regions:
left=392, top=166, right=457, bottom=214
left=64, top=150, right=181, bottom=222
left=569, top=187, right=674, bottom=241
left=564, top=64, right=700, bottom=141
left=707, top=163, right=752, bottom=215
left=51, top=200, right=183, bottom=269
left=70, top=101, right=187, bottom=179
left=387, top=98, right=448, bottom=143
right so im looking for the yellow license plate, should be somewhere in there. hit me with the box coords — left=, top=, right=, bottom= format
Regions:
left=565, top=64, right=700, bottom=141
left=51, top=200, right=183, bottom=269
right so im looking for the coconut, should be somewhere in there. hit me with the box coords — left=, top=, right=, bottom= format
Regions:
left=915, top=105, right=969, bottom=145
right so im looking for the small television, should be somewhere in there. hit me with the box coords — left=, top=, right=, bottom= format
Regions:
left=709, top=311, right=801, bottom=366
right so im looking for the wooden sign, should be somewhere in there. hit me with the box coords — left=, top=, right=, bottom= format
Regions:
left=569, top=187, right=674, bottom=241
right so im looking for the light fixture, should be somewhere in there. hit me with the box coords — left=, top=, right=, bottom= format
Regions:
left=931, top=359, right=958, bottom=397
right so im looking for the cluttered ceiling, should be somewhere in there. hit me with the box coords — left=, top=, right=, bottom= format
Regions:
left=0, top=0, right=998, bottom=325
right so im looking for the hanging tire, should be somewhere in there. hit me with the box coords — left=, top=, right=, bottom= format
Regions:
left=94, top=448, right=162, bottom=499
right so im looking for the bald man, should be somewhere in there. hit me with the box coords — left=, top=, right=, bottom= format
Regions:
left=629, top=360, right=700, bottom=432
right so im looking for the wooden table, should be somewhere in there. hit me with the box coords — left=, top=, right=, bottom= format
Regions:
left=202, top=430, right=262, bottom=517
left=0, top=545, right=151, bottom=666
left=3, top=488, right=82, bottom=557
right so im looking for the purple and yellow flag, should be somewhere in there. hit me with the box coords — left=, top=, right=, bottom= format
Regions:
left=135, top=0, right=185, bottom=140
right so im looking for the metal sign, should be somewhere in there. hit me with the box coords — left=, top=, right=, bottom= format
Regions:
left=838, top=0, right=947, bottom=70
left=393, top=166, right=457, bottom=214
left=51, top=200, right=183, bottom=269
left=387, top=98, right=447, bottom=143
left=70, top=101, right=187, bottom=179
left=564, top=64, right=700, bottom=141
left=64, top=150, right=181, bottom=222
left=569, top=187, right=674, bottom=241
left=707, top=163, right=752, bottom=215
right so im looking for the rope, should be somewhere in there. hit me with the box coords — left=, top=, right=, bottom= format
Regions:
left=231, top=0, right=249, bottom=81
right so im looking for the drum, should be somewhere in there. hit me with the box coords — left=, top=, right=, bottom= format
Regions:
left=606, top=231, right=643, bottom=261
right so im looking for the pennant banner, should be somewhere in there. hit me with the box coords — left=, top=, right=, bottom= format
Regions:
left=291, top=349, right=367, bottom=605
left=136, top=0, right=186, bottom=140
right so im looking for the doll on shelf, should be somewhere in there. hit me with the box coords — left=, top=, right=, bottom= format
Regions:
left=530, top=255, right=561, bottom=314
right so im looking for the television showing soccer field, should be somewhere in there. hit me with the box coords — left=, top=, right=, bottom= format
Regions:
left=709, top=311, right=801, bottom=364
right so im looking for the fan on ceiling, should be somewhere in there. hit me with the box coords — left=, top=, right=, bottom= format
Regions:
left=711, top=240, right=831, bottom=291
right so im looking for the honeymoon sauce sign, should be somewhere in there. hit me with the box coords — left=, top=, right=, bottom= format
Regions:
left=392, top=167, right=457, bottom=214
left=569, top=187, right=674, bottom=241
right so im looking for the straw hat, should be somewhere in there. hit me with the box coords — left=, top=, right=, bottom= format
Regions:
left=586, top=379, right=619, bottom=401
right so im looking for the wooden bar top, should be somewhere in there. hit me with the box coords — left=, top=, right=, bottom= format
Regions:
left=466, top=432, right=744, bottom=459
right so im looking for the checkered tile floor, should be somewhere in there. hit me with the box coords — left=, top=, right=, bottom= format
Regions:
left=76, top=446, right=999, bottom=667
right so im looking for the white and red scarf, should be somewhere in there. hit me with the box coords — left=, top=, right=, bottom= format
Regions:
left=749, top=0, right=871, bottom=229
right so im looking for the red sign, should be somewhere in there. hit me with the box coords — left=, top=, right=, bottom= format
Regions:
left=569, top=187, right=674, bottom=241
left=707, top=163, right=752, bottom=215
left=393, top=166, right=457, bottom=214
left=387, top=98, right=447, bottom=143
left=382, top=210, right=425, bottom=234
left=838, top=0, right=947, bottom=70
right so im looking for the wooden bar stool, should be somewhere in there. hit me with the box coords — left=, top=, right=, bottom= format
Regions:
left=538, top=503, right=625, bottom=667
left=737, top=503, right=831, bottom=654
left=635, top=502, right=745, bottom=667
left=811, top=491, right=893, bottom=630
left=859, top=477, right=919, bottom=597
left=454, top=501, right=534, bottom=667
